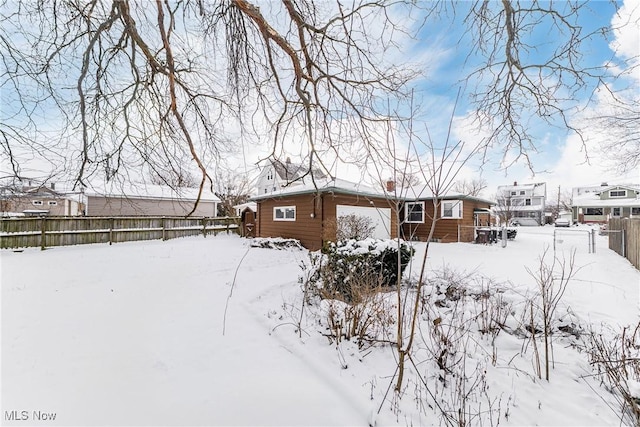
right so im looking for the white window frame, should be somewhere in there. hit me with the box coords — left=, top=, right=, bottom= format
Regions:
left=48, top=201, right=58, bottom=206
left=32, top=200, right=43, bottom=206
left=612, top=207, right=622, bottom=217
left=405, top=202, right=425, bottom=223
left=441, top=200, right=463, bottom=219
left=273, top=206, right=296, bottom=221
left=610, top=190, right=626, bottom=198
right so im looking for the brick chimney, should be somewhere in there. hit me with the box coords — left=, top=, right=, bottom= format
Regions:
left=386, top=180, right=396, bottom=192
left=513, top=181, right=517, bottom=186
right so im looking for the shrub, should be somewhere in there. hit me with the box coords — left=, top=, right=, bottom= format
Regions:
left=322, top=214, right=376, bottom=243
left=320, top=238, right=414, bottom=302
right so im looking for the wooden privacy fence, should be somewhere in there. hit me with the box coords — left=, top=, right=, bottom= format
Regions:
left=608, top=218, right=640, bottom=270
left=0, top=216, right=240, bottom=250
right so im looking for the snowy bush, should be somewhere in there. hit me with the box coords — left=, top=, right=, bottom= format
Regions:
left=322, top=214, right=376, bottom=243
left=250, top=237, right=303, bottom=250
left=320, top=238, right=414, bottom=302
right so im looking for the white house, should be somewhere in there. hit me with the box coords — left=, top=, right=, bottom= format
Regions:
left=495, top=182, right=547, bottom=225
left=255, top=157, right=327, bottom=195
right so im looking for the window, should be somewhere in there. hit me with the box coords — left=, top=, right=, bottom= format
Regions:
left=632, top=207, right=640, bottom=215
left=610, top=190, right=626, bottom=198
left=32, top=200, right=43, bottom=206
left=612, top=207, right=622, bottom=217
left=405, top=202, right=424, bottom=223
left=267, top=170, right=274, bottom=180
left=274, top=206, right=296, bottom=221
left=441, top=200, right=463, bottom=219
left=48, top=201, right=57, bottom=206
left=585, top=208, right=603, bottom=216
left=510, top=191, right=516, bottom=196
left=520, top=191, right=525, bottom=195
left=525, top=199, right=531, bottom=206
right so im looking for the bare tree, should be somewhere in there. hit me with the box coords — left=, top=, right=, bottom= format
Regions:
left=493, top=191, right=515, bottom=226
left=0, top=0, right=417, bottom=214
left=451, top=177, right=487, bottom=196
left=213, top=170, right=251, bottom=217
left=2, top=0, right=636, bottom=212
left=453, top=0, right=639, bottom=170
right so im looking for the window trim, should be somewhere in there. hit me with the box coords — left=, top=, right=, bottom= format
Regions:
left=405, top=201, right=425, bottom=223
left=585, top=207, right=603, bottom=216
left=612, top=207, right=622, bottom=217
left=609, top=190, right=626, bottom=198
left=441, top=200, right=463, bottom=219
left=273, top=206, right=296, bottom=221
left=48, top=201, right=58, bottom=206
left=32, top=200, right=43, bottom=206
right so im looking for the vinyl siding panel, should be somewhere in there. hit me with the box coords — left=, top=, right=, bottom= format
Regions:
left=256, top=192, right=398, bottom=250
left=87, top=196, right=217, bottom=217
left=402, top=200, right=491, bottom=243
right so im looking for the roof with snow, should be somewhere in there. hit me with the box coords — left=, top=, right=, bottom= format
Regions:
left=251, top=179, right=494, bottom=205
left=271, top=158, right=327, bottom=182
left=83, top=182, right=221, bottom=203
left=572, top=188, right=640, bottom=207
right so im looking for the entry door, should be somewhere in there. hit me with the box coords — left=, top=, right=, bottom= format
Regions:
left=335, top=205, right=392, bottom=239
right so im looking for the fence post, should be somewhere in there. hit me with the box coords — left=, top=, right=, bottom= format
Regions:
left=226, top=217, right=230, bottom=234
left=109, top=218, right=114, bottom=245
left=162, top=217, right=166, bottom=241
left=622, top=229, right=626, bottom=258
left=202, top=218, right=207, bottom=238
left=40, top=217, right=46, bottom=251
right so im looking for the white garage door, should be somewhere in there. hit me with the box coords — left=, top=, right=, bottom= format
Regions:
left=336, top=205, right=391, bottom=239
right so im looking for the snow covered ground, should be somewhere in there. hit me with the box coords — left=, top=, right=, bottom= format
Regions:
left=1, top=225, right=638, bottom=426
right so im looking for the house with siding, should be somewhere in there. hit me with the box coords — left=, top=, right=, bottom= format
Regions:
left=83, top=182, right=220, bottom=217
left=250, top=179, right=494, bottom=250
left=1, top=180, right=83, bottom=216
left=495, top=182, right=546, bottom=225
left=255, top=157, right=327, bottom=195
left=572, top=184, right=640, bottom=223
left=402, top=187, right=494, bottom=243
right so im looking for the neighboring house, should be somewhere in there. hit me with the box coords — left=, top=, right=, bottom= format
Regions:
left=232, top=202, right=257, bottom=216
left=495, top=182, right=546, bottom=225
left=250, top=179, right=494, bottom=250
left=255, top=157, right=327, bottom=195
left=83, top=182, right=220, bottom=217
left=0, top=180, right=83, bottom=216
left=572, top=185, right=640, bottom=224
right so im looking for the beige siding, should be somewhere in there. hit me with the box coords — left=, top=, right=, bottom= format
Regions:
left=87, top=196, right=217, bottom=217
left=4, top=197, right=77, bottom=216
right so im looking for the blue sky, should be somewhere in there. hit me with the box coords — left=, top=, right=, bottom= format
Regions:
left=1, top=0, right=638, bottom=200
left=401, top=1, right=638, bottom=196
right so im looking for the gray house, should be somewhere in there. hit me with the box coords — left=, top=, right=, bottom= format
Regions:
left=83, top=183, right=220, bottom=217
left=572, top=185, right=640, bottom=224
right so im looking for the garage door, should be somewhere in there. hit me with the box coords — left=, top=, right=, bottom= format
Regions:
left=336, top=205, right=391, bottom=239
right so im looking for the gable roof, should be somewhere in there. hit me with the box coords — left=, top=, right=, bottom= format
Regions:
left=251, top=178, right=494, bottom=205
left=270, top=159, right=327, bottom=182
left=573, top=186, right=640, bottom=207
left=83, top=182, right=221, bottom=203
left=251, top=178, right=387, bottom=201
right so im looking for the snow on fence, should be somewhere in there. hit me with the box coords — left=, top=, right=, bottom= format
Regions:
left=608, top=218, right=640, bottom=270
left=0, top=216, right=240, bottom=250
